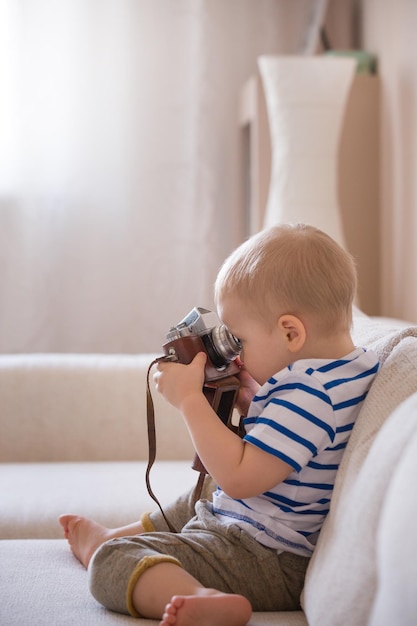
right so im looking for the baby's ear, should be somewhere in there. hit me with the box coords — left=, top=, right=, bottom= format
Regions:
left=278, top=315, right=306, bottom=353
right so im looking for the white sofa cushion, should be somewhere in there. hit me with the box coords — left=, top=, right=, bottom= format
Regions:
left=369, top=392, right=417, bottom=626
left=0, top=353, right=194, bottom=462
left=302, top=331, right=417, bottom=626
left=0, top=540, right=308, bottom=625
left=0, top=461, right=197, bottom=539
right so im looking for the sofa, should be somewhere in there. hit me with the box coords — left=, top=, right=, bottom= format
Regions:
left=1, top=309, right=417, bottom=626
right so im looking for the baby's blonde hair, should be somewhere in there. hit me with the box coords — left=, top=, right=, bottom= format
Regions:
left=214, top=223, right=357, bottom=332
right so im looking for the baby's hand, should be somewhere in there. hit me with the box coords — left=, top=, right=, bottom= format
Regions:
left=154, top=352, right=206, bottom=410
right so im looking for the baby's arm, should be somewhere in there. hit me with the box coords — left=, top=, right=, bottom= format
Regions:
left=154, top=353, right=292, bottom=500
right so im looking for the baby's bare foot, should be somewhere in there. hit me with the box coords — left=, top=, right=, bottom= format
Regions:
left=59, top=515, right=113, bottom=568
left=160, top=591, right=252, bottom=626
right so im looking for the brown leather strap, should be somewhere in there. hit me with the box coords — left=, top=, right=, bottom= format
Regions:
left=191, top=471, right=207, bottom=505
left=145, top=356, right=178, bottom=532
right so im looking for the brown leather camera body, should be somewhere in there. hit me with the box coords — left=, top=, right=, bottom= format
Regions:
left=163, top=333, right=240, bottom=380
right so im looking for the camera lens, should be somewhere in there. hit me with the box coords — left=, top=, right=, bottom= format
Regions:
left=204, top=324, right=241, bottom=369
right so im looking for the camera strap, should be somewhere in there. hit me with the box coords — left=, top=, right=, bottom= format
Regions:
left=145, top=356, right=178, bottom=533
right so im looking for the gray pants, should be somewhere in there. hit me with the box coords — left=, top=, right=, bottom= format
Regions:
left=89, top=477, right=309, bottom=616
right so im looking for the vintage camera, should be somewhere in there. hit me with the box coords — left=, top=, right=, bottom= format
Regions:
left=163, top=306, right=241, bottom=379
left=163, top=307, right=242, bottom=474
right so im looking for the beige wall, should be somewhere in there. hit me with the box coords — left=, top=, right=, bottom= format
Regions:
left=360, top=0, right=417, bottom=323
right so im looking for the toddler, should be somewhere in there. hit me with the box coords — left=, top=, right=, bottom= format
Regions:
left=60, top=223, right=379, bottom=626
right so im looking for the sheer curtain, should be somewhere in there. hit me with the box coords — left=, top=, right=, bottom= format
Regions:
left=0, top=0, right=312, bottom=353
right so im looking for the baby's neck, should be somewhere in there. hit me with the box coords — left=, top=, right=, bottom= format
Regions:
left=300, top=331, right=355, bottom=362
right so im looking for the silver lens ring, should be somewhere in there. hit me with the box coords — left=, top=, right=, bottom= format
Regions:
left=211, top=325, right=241, bottom=362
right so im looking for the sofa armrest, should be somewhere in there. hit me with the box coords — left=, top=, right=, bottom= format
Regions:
left=0, top=353, right=194, bottom=462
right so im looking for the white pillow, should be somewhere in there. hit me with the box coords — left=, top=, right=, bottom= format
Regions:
left=369, top=393, right=417, bottom=625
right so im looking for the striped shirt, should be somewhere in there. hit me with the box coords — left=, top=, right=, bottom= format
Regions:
left=212, top=347, right=379, bottom=557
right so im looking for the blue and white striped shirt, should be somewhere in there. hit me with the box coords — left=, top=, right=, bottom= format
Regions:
left=212, top=347, right=379, bottom=557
